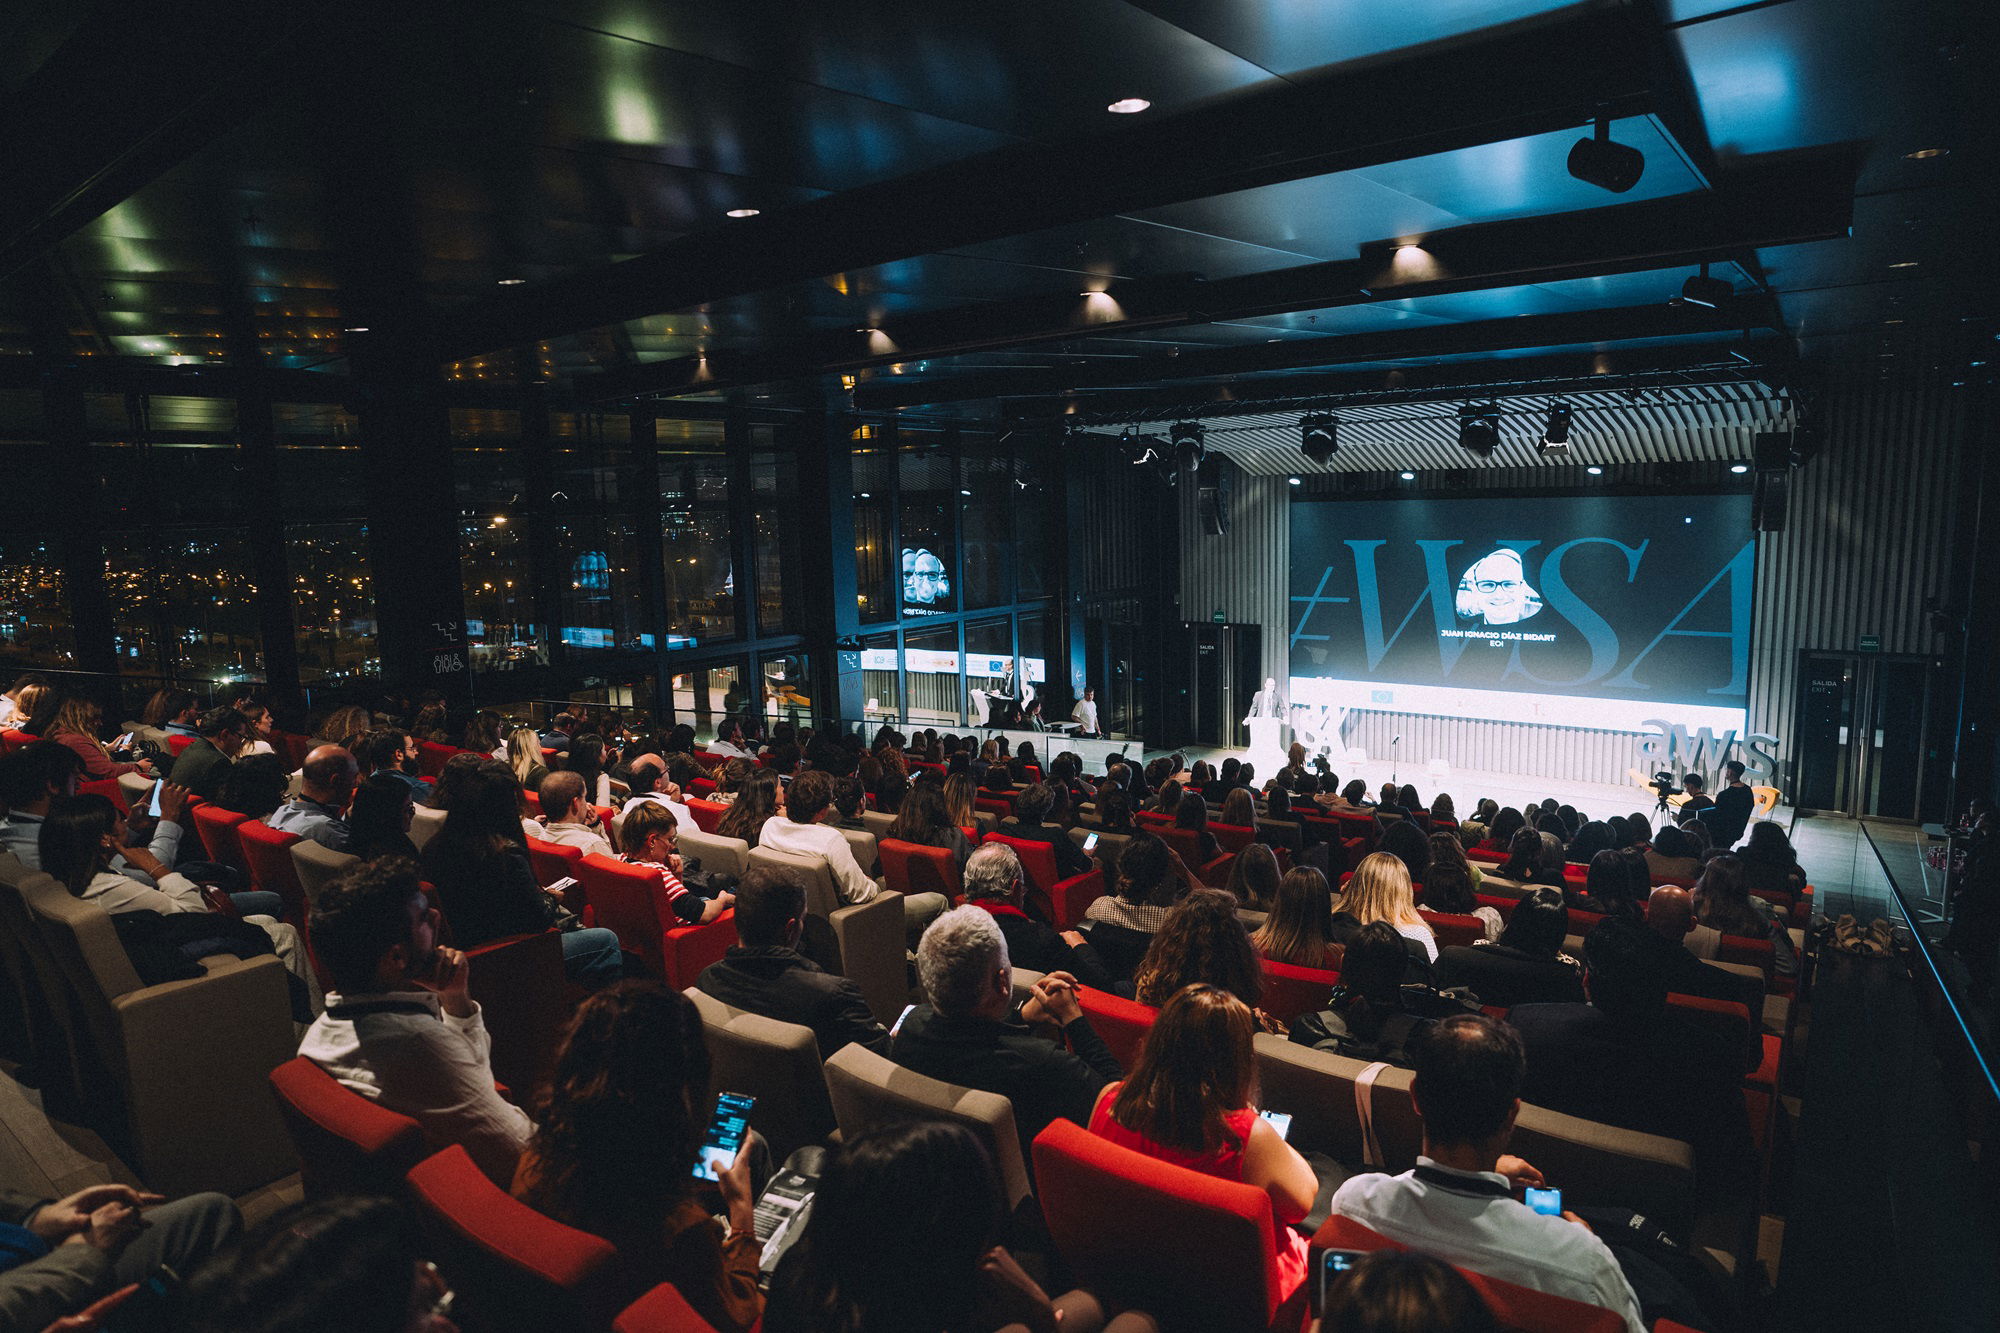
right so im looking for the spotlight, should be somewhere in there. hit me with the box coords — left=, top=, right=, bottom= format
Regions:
left=1730, top=463, right=1750, bottom=474
left=1169, top=421, right=1206, bottom=472
left=1536, top=402, right=1572, bottom=457
left=1678, top=263, right=1734, bottom=309
left=1567, top=116, right=1645, bottom=193
left=1585, top=465, right=1604, bottom=476
left=1288, top=476, right=1302, bottom=486
left=1399, top=471, right=1417, bottom=482
left=1457, top=403, right=1501, bottom=458
left=1300, top=413, right=1339, bottom=463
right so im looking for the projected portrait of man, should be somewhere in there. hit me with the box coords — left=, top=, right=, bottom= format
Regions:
left=901, top=547, right=949, bottom=606
left=1455, top=548, right=1544, bottom=626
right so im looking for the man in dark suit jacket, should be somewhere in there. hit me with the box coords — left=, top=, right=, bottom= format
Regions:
left=962, top=842, right=1112, bottom=990
left=166, top=706, right=249, bottom=803
left=695, top=866, right=888, bottom=1060
left=1508, top=918, right=1754, bottom=1190
left=1003, top=782, right=1094, bottom=880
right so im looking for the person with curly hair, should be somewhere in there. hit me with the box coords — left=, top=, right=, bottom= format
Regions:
left=1131, top=888, right=1264, bottom=1010
left=513, top=981, right=761, bottom=1331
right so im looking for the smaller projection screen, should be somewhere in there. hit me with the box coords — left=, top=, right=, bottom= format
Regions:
left=1287, top=494, right=1753, bottom=733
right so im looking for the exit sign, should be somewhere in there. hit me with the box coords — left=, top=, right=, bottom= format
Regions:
left=1858, top=634, right=1881, bottom=653
left=1212, top=610, right=1227, bottom=623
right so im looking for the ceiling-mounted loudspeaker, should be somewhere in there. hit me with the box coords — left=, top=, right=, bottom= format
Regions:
left=1752, top=430, right=1792, bottom=473
left=1197, top=455, right=1233, bottom=537
left=1753, top=468, right=1789, bottom=531
left=1567, top=115, right=1645, bottom=193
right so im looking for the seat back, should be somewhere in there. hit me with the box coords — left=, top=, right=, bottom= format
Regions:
left=291, top=839, right=360, bottom=907
left=409, top=804, right=446, bottom=851
left=686, top=798, right=727, bottom=834
left=822, top=1043, right=1031, bottom=1209
left=746, top=847, right=904, bottom=1021
left=1071, top=826, right=1132, bottom=875
left=464, top=930, right=569, bottom=1093
left=1509, top=1102, right=1697, bottom=1240
left=982, top=831, right=1060, bottom=898
left=0, top=729, right=30, bottom=755
left=0, top=857, right=88, bottom=1100
left=613, top=1283, right=726, bottom=1333
left=417, top=740, right=459, bottom=778
left=860, top=809, right=896, bottom=837
left=166, top=734, right=195, bottom=757
left=1251, top=1034, right=1423, bottom=1169
left=525, top=837, right=586, bottom=891
left=576, top=853, right=671, bottom=978
left=77, top=776, right=131, bottom=815
left=1076, top=987, right=1158, bottom=1072
left=879, top=838, right=962, bottom=900
left=268, top=1056, right=428, bottom=1200
left=1312, top=1216, right=1626, bottom=1333
left=1417, top=908, right=1485, bottom=950
left=236, top=820, right=308, bottom=924
left=1257, top=957, right=1342, bottom=1022
left=1032, top=1117, right=1282, bottom=1330
left=405, top=1145, right=620, bottom=1333
left=189, top=801, right=250, bottom=871
left=1210, top=821, right=1256, bottom=854
left=1716, top=931, right=1776, bottom=984
left=685, top=988, right=835, bottom=1164
left=839, top=826, right=880, bottom=876
left=679, top=828, right=750, bottom=880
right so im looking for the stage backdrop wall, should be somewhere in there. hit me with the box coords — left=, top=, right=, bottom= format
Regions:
left=1176, top=375, right=1971, bottom=793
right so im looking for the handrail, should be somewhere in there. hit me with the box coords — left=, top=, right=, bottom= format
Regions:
left=1860, top=821, right=2000, bottom=1108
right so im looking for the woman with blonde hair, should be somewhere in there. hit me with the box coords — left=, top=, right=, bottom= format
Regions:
left=316, top=703, right=373, bottom=746
left=1089, top=984, right=1314, bottom=1299
left=942, top=770, right=977, bottom=831
left=46, top=696, right=151, bottom=779
left=1251, top=867, right=1341, bottom=971
left=1335, top=851, right=1437, bottom=962
left=1218, top=785, right=1258, bottom=830
left=506, top=725, right=551, bottom=792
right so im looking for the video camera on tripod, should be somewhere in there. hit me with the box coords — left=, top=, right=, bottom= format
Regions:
left=1650, top=770, right=1680, bottom=814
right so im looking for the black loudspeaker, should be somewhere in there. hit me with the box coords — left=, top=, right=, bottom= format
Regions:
left=1197, top=455, right=1233, bottom=537
left=1752, top=430, right=1791, bottom=531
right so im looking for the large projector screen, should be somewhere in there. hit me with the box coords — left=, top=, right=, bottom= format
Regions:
left=1288, top=494, right=1753, bottom=734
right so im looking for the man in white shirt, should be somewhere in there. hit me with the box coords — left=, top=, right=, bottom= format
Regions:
left=1328, top=1013, right=1648, bottom=1333
left=530, top=771, right=615, bottom=856
left=706, top=719, right=755, bottom=759
left=1071, top=686, right=1100, bottom=738
left=611, top=754, right=699, bottom=841
left=298, top=858, right=531, bottom=1186
left=755, top=769, right=946, bottom=940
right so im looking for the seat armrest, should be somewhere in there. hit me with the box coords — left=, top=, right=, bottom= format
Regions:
left=112, top=954, right=299, bottom=1197
left=662, top=913, right=740, bottom=991
left=1048, top=868, right=1105, bottom=931
left=829, top=890, right=907, bottom=1024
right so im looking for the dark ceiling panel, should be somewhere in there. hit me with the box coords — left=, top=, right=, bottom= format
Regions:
left=942, top=215, right=1318, bottom=283
left=519, top=0, right=1281, bottom=137
left=1121, top=0, right=1578, bottom=77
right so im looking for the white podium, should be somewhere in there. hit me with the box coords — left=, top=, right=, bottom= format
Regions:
left=1244, top=717, right=1288, bottom=776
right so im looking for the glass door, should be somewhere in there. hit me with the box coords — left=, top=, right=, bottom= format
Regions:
left=1792, top=651, right=1933, bottom=820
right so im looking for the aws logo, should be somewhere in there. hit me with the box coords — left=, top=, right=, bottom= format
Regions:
left=1635, top=719, right=1780, bottom=785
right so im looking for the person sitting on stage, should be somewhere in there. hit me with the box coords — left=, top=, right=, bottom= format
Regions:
left=1334, top=852, right=1437, bottom=964
left=1496, top=827, right=1564, bottom=889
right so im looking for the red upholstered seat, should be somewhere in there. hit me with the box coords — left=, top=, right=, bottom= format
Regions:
left=1211, top=821, right=1256, bottom=854
left=417, top=740, right=460, bottom=778
left=1032, top=1118, right=1300, bottom=1332
left=273, top=730, right=316, bottom=770
left=613, top=1283, right=728, bottom=1333
left=236, top=820, right=307, bottom=925
left=523, top=791, right=542, bottom=817
left=405, top=1144, right=620, bottom=1333
left=982, top=832, right=1103, bottom=928
left=1076, top=987, right=1157, bottom=1072
left=1133, top=810, right=1174, bottom=831
left=1418, top=909, right=1486, bottom=951
left=77, top=776, right=132, bottom=814
left=686, top=798, right=727, bottom=834
left=577, top=853, right=735, bottom=988
left=879, top=838, right=962, bottom=901
left=464, top=930, right=569, bottom=1094
left=1476, top=893, right=1519, bottom=920
left=189, top=801, right=251, bottom=872
left=1716, top=932, right=1781, bottom=992
left=1467, top=847, right=1506, bottom=865
left=268, top=1056, right=427, bottom=1201
left=1258, top=957, right=1342, bottom=1022
left=974, top=794, right=1016, bottom=821
left=1312, top=1215, right=1631, bottom=1333
left=526, top=836, right=586, bottom=900
left=0, top=729, right=31, bottom=756
left=166, top=734, right=195, bottom=757
left=1329, top=809, right=1378, bottom=848
left=1161, top=827, right=1235, bottom=887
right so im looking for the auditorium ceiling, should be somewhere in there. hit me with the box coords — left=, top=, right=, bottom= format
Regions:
left=0, top=0, right=1992, bottom=432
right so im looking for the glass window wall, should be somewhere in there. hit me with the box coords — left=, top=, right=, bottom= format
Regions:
left=287, top=522, right=378, bottom=685
left=898, top=444, right=957, bottom=618
left=461, top=515, right=545, bottom=670
left=661, top=453, right=734, bottom=645
left=0, top=534, right=73, bottom=670
left=854, top=446, right=896, bottom=624
left=759, top=653, right=811, bottom=731
left=903, top=623, right=960, bottom=729
left=671, top=662, right=744, bottom=744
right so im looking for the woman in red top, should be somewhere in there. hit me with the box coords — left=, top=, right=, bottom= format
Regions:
left=1087, top=983, right=1316, bottom=1297
left=46, top=696, right=152, bottom=780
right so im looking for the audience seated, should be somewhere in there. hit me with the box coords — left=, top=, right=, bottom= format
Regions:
left=1224, top=842, right=1282, bottom=915
left=1336, top=853, right=1438, bottom=964
left=1433, top=888, right=1586, bottom=1009
left=1089, top=983, right=1316, bottom=1295
left=345, top=773, right=421, bottom=863
left=533, top=771, right=615, bottom=857
left=1508, top=918, right=1754, bottom=1188
left=618, top=800, right=733, bottom=925
left=764, top=769, right=946, bottom=935
left=885, top=782, right=975, bottom=871
left=300, top=857, right=533, bottom=1184
left=215, top=753, right=290, bottom=821
left=830, top=774, right=869, bottom=829
left=1251, top=866, right=1342, bottom=971
left=615, top=754, right=699, bottom=838
left=47, top=696, right=153, bottom=780
left=696, top=865, right=886, bottom=1059
left=1739, top=821, right=1807, bottom=900
left=538, top=710, right=578, bottom=755
left=167, top=706, right=251, bottom=802
left=1010, top=782, right=1096, bottom=879
left=1292, top=923, right=1468, bottom=1064
left=1475, top=807, right=1523, bottom=854
left=267, top=745, right=360, bottom=852
left=964, top=843, right=1113, bottom=990
left=1171, top=791, right=1221, bottom=863
left=893, top=905, right=1122, bottom=1159
left=420, top=764, right=622, bottom=987
left=1640, top=887, right=1767, bottom=1011
left=505, top=725, right=552, bottom=795
left=1319, top=1249, right=1500, bottom=1333
left=0, top=739, right=85, bottom=868
left=176, top=1196, right=443, bottom=1333
left=1082, top=834, right=1194, bottom=984
left=715, top=772, right=780, bottom=841
left=1645, top=824, right=1701, bottom=882
left=1564, top=820, right=1617, bottom=867
left=353, top=726, right=433, bottom=802
left=513, top=981, right=762, bottom=1331
left=1328, top=1014, right=1647, bottom=1332
left=0, top=672, right=46, bottom=729
left=1420, top=835, right=1499, bottom=938
left=1693, top=854, right=1797, bottom=975
left=0, top=1182, right=242, bottom=1331
left=1132, top=887, right=1264, bottom=1010
left=565, top=734, right=615, bottom=807
left=1569, top=849, right=1648, bottom=921
left=1496, top=827, right=1564, bottom=889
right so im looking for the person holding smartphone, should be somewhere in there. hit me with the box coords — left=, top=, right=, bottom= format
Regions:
left=0, top=1183, right=242, bottom=1332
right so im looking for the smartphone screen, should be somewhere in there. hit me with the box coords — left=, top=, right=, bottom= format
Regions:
left=890, top=1002, right=917, bottom=1037
left=692, top=1092, right=755, bottom=1182
left=1257, top=1109, right=1293, bottom=1140
left=1524, top=1186, right=1563, bottom=1216
left=116, top=732, right=136, bottom=752
left=148, top=780, right=165, bottom=819
left=1082, top=832, right=1099, bottom=853
left=1316, top=1248, right=1367, bottom=1313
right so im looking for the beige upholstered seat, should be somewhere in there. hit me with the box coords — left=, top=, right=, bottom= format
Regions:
left=1069, top=827, right=1131, bottom=875
left=860, top=809, right=896, bottom=838
left=409, top=804, right=446, bottom=851
left=684, top=988, right=835, bottom=1164
left=839, top=827, right=880, bottom=876
left=680, top=828, right=751, bottom=880
left=823, top=1043, right=1032, bottom=1209
left=291, top=839, right=359, bottom=906
left=746, top=846, right=906, bottom=1023
left=7, top=857, right=298, bottom=1197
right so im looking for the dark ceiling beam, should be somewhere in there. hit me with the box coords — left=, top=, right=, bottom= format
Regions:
left=0, top=0, right=360, bottom=284
left=842, top=149, right=1849, bottom=411
left=433, top=3, right=1675, bottom=362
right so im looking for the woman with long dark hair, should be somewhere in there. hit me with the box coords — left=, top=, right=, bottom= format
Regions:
left=1695, top=854, right=1797, bottom=975
left=1224, top=842, right=1282, bottom=914
left=565, top=733, right=612, bottom=806
left=1478, top=807, right=1525, bottom=854
left=1132, top=888, right=1264, bottom=1009
left=1421, top=832, right=1500, bottom=940
left=1740, top=820, right=1808, bottom=899
left=884, top=783, right=974, bottom=871
left=1377, top=820, right=1430, bottom=887
left=1564, top=820, right=1617, bottom=866
left=514, top=981, right=759, bottom=1331
left=1433, top=886, right=1584, bottom=1008
left=1496, top=827, right=1564, bottom=888
left=1571, top=848, right=1648, bottom=922
left=716, top=772, right=781, bottom=847
left=1172, top=791, right=1219, bottom=863
left=1250, top=867, right=1341, bottom=971
left=345, top=772, right=420, bottom=862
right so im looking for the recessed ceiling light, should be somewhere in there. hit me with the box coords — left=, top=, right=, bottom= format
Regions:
left=1106, top=97, right=1151, bottom=114
left=496, top=278, right=526, bottom=286
left=1731, top=463, right=1750, bottom=474
left=1288, top=476, right=1301, bottom=486
left=1399, top=471, right=1416, bottom=481
left=1905, top=147, right=1949, bottom=159
left=1585, top=465, right=1604, bottom=476
left=1889, top=261, right=1919, bottom=269
left=343, top=326, right=369, bottom=333
left=725, top=208, right=760, bottom=218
